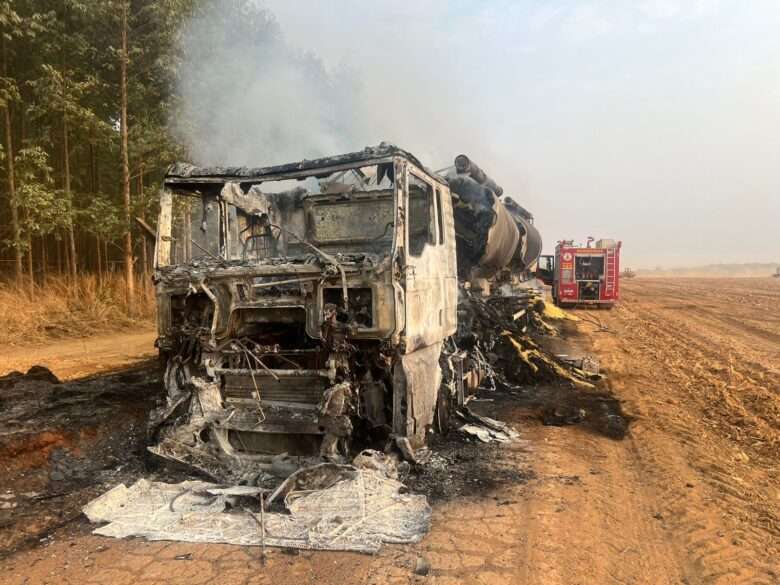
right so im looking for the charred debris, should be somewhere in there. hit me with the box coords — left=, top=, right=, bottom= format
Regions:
left=147, top=143, right=595, bottom=484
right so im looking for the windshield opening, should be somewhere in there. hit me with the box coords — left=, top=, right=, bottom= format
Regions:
left=167, top=162, right=397, bottom=264
left=167, top=193, right=221, bottom=264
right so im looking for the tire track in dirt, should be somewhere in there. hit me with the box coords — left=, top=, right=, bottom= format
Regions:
left=635, top=278, right=780, bottom=311
left=648, top=294, right=780, bottom=360
left=591, top=280, right=779, bottom=584
left=622, top=301, right=779, bottom=458
left=455, top=421, right=690, bottom=585
left=658, top=300, right=780, bottom=347
left=626, top=422, right=776, bottom=585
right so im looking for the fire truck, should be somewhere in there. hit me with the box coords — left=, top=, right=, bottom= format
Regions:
left=538, top=238, right=621, bottom=308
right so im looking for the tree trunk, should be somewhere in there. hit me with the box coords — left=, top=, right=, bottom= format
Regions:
left=63, top=110, right=77, bottom=280
left=63, top=235, right=70, bottom=278
left=139, top=164, right=148, bottom=278
left=56, top=234, right=62, bottom=275
left=96, top=235, right=103, bottom=286
left=26, top=230, right=34, bottom=294
left=20, top=105, right=33, bottom=291
left=41, top=236, right=47, bottom=284
left=120, top=0, right=134, bottom=314
left=23, top=205, right=33, bottom=291
left=89, top=134, right=95, bottom=194
left=141, top=221, right=148, bottom=277
left=2, top=36, right=22, bottom=283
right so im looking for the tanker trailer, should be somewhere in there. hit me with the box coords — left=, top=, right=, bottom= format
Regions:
left=444, top=155, right=542, bottom=288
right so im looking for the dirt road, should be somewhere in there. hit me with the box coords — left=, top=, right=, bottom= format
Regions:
left=1, top=278, right=778, bottom=584
left=0, top=327, right=157, bottom=380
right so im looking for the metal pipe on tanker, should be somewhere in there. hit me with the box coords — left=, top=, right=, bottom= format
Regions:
left=454, top=154, right=504, bottom=197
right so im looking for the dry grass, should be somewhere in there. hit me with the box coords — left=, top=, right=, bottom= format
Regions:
left=0, top=274, right=155, bottom=345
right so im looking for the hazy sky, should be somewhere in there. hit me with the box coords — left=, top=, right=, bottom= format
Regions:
left=189, top=1, right=780, bottom=268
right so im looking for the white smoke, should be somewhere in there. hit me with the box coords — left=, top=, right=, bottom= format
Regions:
left=173, top=1, right=780, bottom=268
left=172, top=0, right=494, bottom=171
left=174, top=3, right=344, bottom=165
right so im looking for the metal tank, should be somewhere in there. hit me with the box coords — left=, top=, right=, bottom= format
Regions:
left=504, top=196, right=543, bottom=273
left=445, top=155, right=541, bottom=279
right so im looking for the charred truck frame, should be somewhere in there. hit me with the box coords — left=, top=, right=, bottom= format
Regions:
left=151, top=144, right=540, bottom=475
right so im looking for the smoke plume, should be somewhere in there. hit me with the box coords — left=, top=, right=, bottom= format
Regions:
left=173, top=0, right=489, bottom=170
left=172, top=1, right=780, bottom=268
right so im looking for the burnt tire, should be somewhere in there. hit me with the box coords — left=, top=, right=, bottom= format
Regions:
left=434, top=385, right=453, bottom=435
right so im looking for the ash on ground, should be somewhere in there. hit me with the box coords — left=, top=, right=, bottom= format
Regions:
left=407, top=427, right=534, bottom=503
left=0, top=291, right=633, bottom=556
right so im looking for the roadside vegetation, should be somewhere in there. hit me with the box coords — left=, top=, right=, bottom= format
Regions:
left=0, top=273, right=154, bottom=345
left=0, top=0, right=195, bottom=322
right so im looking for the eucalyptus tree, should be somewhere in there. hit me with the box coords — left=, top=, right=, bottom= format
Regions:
left=13, top=145, right=68, bottom=287
left=1, top=0, right=197, bottom=294
left=0, top=1, right=23, bottom=281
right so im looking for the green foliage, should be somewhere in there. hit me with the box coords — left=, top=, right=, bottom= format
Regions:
left=81, top=193, right=123, bottom=240
left=0, top=2, right=24, bottom=40
left=28, top=65, right=109, bottom=134
left=0, top=75, right=20, bottom=108
left=1, top=0, right=199, bottom=273
left=14, top=146, right=69, bottom=239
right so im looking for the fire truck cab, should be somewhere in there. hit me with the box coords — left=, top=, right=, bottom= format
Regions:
left=538, top=238, right=621, bottom=308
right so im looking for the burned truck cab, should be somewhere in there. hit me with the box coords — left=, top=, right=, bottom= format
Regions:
left=152, top=145, right=457, bottom=473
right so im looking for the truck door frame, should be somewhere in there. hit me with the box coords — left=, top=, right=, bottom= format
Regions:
left=392, top=160, right=452, bottom=448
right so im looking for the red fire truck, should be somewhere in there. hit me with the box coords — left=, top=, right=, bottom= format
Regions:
left=537, top=238, right=621, bottom=308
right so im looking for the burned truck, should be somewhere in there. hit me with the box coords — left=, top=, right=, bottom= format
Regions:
left=151, top=144, right=540, bottom=476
